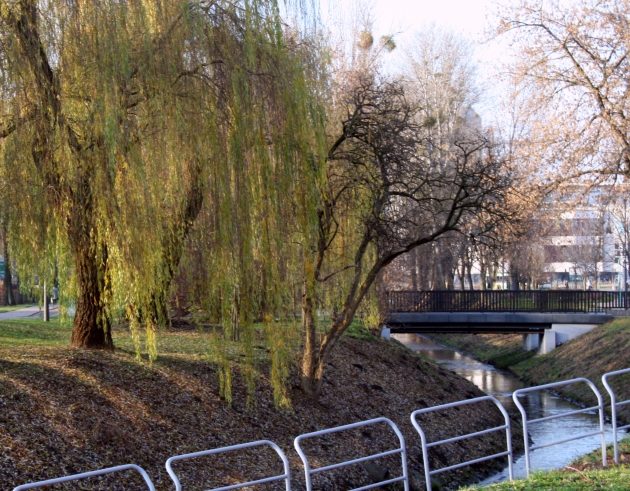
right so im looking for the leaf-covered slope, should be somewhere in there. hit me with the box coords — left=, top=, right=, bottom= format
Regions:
left=0, top=325, right=518, bottom=490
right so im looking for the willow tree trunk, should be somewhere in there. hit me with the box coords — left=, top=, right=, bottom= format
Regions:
left=70, top=240, right=113, bottom=349
left=128, top=163, right=204, bottom=330
left=300, top=286, right=360, bottom=398
left=300, top=287, right=321, bottom=396
left=67, top=176, right=113, bottom=349
left=2, top=224, right=14, bottom=305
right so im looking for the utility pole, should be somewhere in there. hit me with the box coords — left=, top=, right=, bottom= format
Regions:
left=43, top=280, right=49, bottom=322
left=625, top=250, right=628, bottom=310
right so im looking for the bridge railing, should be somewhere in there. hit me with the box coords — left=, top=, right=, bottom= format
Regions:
left=387, top=290, right=629, bottom=313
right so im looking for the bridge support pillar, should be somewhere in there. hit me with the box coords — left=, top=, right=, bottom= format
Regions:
left=523, top=333, right=540, bottom=351
left=539, top=330, right=556, bottom=354
left=380, top=325, right=391, bottom=340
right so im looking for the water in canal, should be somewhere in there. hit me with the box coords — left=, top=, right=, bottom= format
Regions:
left=394, top=333, right=622, bottom=483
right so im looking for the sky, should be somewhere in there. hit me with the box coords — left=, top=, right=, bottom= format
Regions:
left=317, top=0, right=514, bottom=126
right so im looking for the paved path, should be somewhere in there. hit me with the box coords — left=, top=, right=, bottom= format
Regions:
left=0, top=304, right=60, bottom=320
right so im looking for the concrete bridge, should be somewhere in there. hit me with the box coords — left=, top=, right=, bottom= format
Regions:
left=384, top=290, right=623, bottom=353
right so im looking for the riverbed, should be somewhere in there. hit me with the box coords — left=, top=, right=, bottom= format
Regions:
left=394, top=333, right=622, bottom=483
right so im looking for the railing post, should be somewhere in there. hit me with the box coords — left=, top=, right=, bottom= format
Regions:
left=512, top=378, right=607, bottom=477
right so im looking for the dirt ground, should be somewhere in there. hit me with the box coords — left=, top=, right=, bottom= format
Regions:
left=0, top=331, right=524, bottom=490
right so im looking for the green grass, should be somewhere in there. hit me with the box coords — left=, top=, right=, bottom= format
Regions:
left=570, top=436, right=630, bottom=469
left=0, top=318, right=209, bottom=355
left=0, top=319, right=73, bottom=347
left=345, top=320, right=377, bottom=341
left=460, top=437, right=630, bottom=490
left=460, top=466, right=630, bottom=490
left=0, top=318, right=309, bottom=372
left=0, top=315, right=376, bottom=354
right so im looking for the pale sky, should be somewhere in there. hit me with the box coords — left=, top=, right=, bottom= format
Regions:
left=370, top=0, right=496, bottom=37
left=318, top=0, right=514, bottom=126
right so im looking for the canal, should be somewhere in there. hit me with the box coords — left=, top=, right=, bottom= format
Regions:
left=394, top=333, right=621, bottom=483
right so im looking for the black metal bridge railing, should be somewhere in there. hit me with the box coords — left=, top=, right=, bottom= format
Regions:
left=387, top=290, right=630, bottom=313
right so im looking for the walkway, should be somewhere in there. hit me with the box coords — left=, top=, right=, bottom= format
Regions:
left=0, top=305, right=59, bottom=321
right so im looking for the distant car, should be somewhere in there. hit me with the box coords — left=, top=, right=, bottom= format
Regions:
left=539, top=283, right=552, bottom=290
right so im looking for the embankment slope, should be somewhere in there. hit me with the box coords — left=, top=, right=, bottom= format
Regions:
left=433, top=318, right=630, bottom=422
left=0, top=321, right=519, bottom=490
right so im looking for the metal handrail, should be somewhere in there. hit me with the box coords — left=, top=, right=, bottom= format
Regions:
left=294, top=417, right=409, bottom=491
left=386, top=289, right=626, bottom=313
left=602, top=368, right=630, bottom=464
left=12, top=464, right=156, bottom=491
left=512, top=377, right=607, bottom=476
left=410, top=395, right=513, bottom=491
left=165, top=439, right=291, bottom=491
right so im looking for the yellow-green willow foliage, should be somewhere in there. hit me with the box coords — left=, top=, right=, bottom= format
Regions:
left=0, top=0, right=325, bottom=379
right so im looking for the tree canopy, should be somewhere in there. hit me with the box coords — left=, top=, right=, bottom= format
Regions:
left=498, top=0, right=629, bottom=180
left=0, top=1, right=515, bottom=402
left=0, top=0, right=323, bottom=355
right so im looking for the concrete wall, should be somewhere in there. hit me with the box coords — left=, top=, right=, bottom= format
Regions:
left=550, top=323, right=598, bottom=345
left=533, top=323, right=598, bottom=354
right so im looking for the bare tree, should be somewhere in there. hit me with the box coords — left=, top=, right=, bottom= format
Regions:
left=392, top=27, right=487, bottom=290
left=498, top=0, right=629, bottom=180
left=300, top=78, right=512, bottom=396
left=609, top=188, right=630, bottom=290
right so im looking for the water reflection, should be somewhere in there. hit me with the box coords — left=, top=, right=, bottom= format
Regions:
left=394, top=333, right=621, bottom=483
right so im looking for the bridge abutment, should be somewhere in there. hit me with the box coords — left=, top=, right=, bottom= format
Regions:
left=550, top=324, right=598, bottom=345
left=523, top=333, right=541, bottom=351
left=540, top=330, right=556, bottom=354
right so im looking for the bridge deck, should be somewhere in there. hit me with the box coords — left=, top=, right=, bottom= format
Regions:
left=386, top=312, right=613, bottom=334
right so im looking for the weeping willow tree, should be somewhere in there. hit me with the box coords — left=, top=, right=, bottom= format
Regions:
left=0, top=0, right=324, bottom=351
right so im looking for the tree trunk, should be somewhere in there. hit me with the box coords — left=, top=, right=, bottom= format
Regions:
left=411, top=248, right=419, bottom=290
left=511, top=271, right=520, bottom=290
left=466, top=264, right=474, bottom=290
left=128, top=160, right=204, bottom=330
left=481, top=259, right=489, bottom=289
left=2, top=223, right=14, bottom=305
left=300, top=284, right=321, bottom=397
left=70, top=239, right=113, bottom=349
left=457, top=265, right=465, bottom=290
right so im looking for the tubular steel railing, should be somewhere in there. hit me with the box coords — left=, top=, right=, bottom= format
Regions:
left=165, top=440, right=291, bottom=491
left=294, top=417, right=409, bottom=491
left=602, top=368, right=630, bottom=464
left=12, top=464, right=156, bottom=491
left=410, top=396, right=514, bottom=491
left=512, top=378, right=607, bottom=477
left=387, top=290, right=628, bottom=313
left=11, top=371, right=630, bottom=489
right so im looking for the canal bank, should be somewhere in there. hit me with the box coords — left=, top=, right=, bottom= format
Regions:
left=429, top=317, right=630, bottom=425
left=0, top=319, right=523, bottom=490
left=393, top=333, right=623, bottom=485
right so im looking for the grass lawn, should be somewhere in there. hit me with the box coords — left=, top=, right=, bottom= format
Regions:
left=0, top=318, right=240, bottom=359
left=0, top=318, right=73, bottom=347
left=462, top=466, right=630, bottom=490
left=461, top=437, right=630, bottom=490
left=0, top=317, right=375, bottom=356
